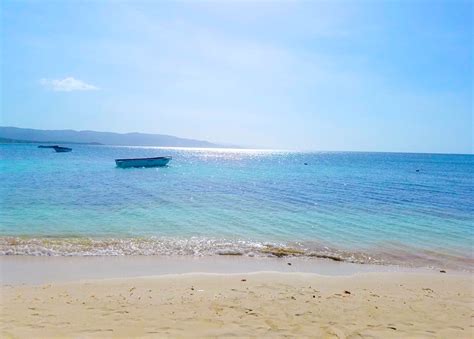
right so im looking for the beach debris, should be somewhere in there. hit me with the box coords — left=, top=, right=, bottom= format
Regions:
left=344, top=290, right=351, bottom=295
left=304, top=163, right=308, bottom=165
left=287, top=262, right=292, bottom=266
left=291, top=296, right=296, bottom=300
left=129, top=287, right=136, bottom=292
left=440, top=270, right=446, bottom=273
left=241, top=279, right=247, bottom=282
left=307, top=253, right=344, bottom=262
left=261, top=245, right=305, bottom=257
left=388, top=326, right=397, bottom=330
left=245, top=308, right=258, bottom=316
left=216, top=250, right=243, bottom=256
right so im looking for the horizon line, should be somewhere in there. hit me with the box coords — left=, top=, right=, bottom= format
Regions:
left=1, top=125, right=472, bottom=156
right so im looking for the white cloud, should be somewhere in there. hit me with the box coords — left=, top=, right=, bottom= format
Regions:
left=40, top=77, right=99, bottom=92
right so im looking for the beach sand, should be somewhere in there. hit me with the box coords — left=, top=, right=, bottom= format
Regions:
left=1, top=271, right=472, bottom=338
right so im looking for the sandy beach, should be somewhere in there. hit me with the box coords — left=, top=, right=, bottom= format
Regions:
left=1, top=268, right=472, bottom=338
left=2, top=0, right=473, bottom=337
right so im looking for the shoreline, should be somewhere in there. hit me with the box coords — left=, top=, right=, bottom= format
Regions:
left=0, top=255, right=462, bottom=285
left=1, top=270, right=472, bottom=338
left=2, top=235, right=472, bottom=274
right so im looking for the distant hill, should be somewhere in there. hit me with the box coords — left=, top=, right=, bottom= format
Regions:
left=0, top=137, right=33, bottom=144
left=0, top=136, right=101, bottom=145
left=0, top=127, right=221, bottom=148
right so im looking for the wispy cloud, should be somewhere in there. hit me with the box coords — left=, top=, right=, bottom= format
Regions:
left=40, top=77, right=99, bottom=92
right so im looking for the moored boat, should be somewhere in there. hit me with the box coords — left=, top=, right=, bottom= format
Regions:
left=115, top=156, right=172, bottom=168
left=38, top=145, right=58, bottom=148
left=53, top=146, right=72, bottom=153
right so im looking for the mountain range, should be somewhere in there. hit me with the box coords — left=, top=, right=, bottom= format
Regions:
left=0, top=127, right=221, bottom=148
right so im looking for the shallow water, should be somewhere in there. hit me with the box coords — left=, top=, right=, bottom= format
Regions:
left=1, top=144, right=473, bottom=270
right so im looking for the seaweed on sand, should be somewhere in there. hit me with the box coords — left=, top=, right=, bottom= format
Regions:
left=260, top=246, right=305, bottom=257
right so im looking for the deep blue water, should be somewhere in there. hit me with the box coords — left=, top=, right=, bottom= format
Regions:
left=1, top=144, right=473, bottom=270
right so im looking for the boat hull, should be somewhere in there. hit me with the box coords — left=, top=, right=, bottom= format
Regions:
left=38, top=145, right=58, bottom=149
left=115, top=156, right=171, bottom=168
left=54, top=146, right=72, bottom=152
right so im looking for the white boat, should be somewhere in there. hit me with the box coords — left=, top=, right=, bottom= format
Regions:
left=115, top=156, right=172, bottom=168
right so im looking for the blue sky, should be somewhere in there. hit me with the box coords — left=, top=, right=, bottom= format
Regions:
left=1, top=0, right=472, bottom=153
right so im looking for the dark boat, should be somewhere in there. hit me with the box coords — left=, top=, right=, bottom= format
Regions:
left=115, top=156, right=172, bottom=168
left=38, top=145, right=58, bottom=148
left=53, top=146, right=72, bottom=153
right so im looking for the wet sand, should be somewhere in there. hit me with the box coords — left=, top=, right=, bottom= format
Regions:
left=1, top=270, right=472, bottom=338
left=0, top=255, right=434, bottom=284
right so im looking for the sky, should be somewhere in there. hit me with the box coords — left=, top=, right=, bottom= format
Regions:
left=1, top=0, right=472, bottom=153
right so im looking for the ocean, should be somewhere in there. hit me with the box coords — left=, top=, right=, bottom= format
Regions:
left=1, top=144, right=472, bottom=271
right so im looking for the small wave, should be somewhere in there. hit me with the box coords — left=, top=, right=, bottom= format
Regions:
left=0, top=236, right=264, bottom=257
left=0, top=236, right=372, bottom=262
left=0, top=236, right=472, bottom=271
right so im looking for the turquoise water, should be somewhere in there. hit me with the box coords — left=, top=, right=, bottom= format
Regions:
left=1, top=144, right=473, bottom=270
